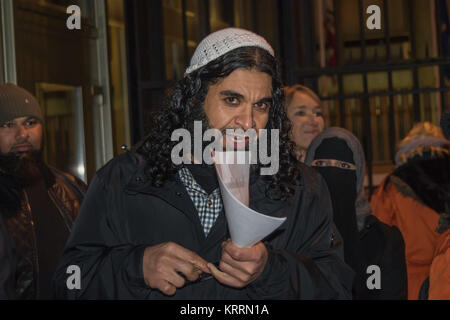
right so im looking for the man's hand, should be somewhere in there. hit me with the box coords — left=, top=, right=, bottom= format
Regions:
left=142, top=242, right=210, bottom=296
left=208, top=239, right=268, bottom=288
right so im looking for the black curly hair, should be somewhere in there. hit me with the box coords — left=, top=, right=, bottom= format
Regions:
left=135, top=46, right=301, bottom=200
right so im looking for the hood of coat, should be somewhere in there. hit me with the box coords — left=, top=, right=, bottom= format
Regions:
left=390, top=154, right=450, bottom=216
left=394, top=137, right=449, bottom=169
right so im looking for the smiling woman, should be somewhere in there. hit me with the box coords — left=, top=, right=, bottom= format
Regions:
left=284, top=85, right=325, bottom=162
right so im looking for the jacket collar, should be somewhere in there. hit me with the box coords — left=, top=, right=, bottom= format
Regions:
left=125, top=161, right=262, bottom=194
left=125, top=160, right=290, bottom=240
left=125, top=163, right=216, bottom=243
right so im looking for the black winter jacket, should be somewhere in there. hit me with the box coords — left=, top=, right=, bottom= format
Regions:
left=0, top=165, right=87, bottom=299
left=354, top=215, right=408, bottom=300
left=0, top=213, right=15, bottom=299
left=53, top=152, right=354, bottom=299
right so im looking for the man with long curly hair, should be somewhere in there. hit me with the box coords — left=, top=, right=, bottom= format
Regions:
left=54, top=28, right=353, bottom=299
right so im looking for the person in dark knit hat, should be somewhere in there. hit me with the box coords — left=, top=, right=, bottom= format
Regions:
left=0, top=83, right=87, bottom=299
left=0, top=83, right=43, bottom=125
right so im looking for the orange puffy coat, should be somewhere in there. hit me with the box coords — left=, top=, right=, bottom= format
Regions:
left=371, top=175, right=440, bottom=300
left=428, top=229, right=450, bottom=299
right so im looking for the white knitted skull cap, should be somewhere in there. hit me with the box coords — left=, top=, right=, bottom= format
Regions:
left=184, top=27, right=275, bottom=76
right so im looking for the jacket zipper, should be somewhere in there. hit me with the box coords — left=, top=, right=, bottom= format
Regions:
left=23, top=190, right=40, bottom=299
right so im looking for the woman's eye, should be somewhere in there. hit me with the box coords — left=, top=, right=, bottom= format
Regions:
left=340, top=162, right=350, bottom=169
left=315, top=112, right=323, bottom=117
left=295, top=111, right=306, bottom=116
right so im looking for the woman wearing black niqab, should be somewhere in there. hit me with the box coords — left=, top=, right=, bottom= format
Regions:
left=305, top=127, right=407, bottom=299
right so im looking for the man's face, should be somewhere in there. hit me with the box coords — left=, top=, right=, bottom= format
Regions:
left=203, top=68, right=272, bottom=150
left=0, top=116, right=43, bottom=156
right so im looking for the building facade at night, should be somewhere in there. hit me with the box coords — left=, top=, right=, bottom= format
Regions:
left=1, top=0, right=449, bottom=192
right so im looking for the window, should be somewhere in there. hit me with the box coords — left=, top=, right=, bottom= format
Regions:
left=13, top=0, right=113, bottom=181
left=289, top=0, right=449, bottom=191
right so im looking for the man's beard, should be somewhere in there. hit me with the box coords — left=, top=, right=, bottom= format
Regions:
left=0, top=149, right=44, bottom=187
left=185, top=106, right=252, bottom=154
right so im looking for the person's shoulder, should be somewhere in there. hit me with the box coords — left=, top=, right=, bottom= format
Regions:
left=49, top=166, right=87, bottom=193
left=253, top=162, right=326, bottom=200
left=96, top=151, right=141, bottom=178
left=363, top=215, right=404, bottom=244
left=371, top=174, right=398, bottom=199
left=95, top=151, right=142, bottom=186
left=297, top=162, right=328, bottom=196
left=364, top=215, right=390, bottom=232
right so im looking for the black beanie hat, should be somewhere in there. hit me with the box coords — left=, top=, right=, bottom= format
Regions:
left=0, top=83, right=43, bottom=125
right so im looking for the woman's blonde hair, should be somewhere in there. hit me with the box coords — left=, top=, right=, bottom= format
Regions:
left=284, top=84, right=321, bottom=109
left=283, top=84, right=328, bottom=126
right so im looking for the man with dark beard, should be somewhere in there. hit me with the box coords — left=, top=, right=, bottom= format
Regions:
left=0, top=83, right=87, bottom=299
left=53, top=28, right=353, bottom=300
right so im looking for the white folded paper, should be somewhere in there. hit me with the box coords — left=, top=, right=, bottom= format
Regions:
left=214, top=151, right=286, bottom=248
